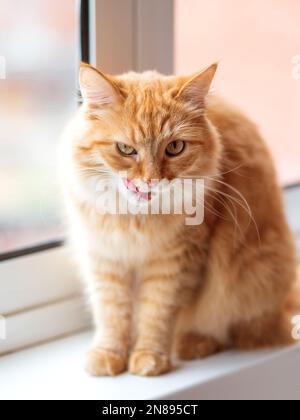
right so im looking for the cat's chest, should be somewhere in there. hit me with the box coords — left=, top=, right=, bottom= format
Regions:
left=90, top=215, right=182, bottom=265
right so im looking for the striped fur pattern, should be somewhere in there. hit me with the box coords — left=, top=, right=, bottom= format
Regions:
left=61, top=63, right=299, bottom=376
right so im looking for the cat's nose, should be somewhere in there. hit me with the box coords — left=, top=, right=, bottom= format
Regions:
left=124, top=178, right=159, bottom=193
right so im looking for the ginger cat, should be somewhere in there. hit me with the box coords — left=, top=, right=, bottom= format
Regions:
left=62, top=62, right=298, bottom=377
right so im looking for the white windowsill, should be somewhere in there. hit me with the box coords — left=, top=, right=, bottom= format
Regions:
left=0, top=331, right=300, bottom=400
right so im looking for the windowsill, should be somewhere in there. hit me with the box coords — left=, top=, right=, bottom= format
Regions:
left=0, top=331, right=300, bottom=400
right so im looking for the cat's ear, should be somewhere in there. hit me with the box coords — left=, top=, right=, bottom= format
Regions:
left=177, top=63, right=218, bottom=108
left=79, top=63, right=122, bottom=112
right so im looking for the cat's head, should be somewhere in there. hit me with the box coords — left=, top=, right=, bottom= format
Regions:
left=68, top=63, right=221, bottom=208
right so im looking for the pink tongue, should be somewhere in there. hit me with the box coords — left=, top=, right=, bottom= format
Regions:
left=124, top=178, right=138, bottom=193
left=123, top=178, right=152, bottom=201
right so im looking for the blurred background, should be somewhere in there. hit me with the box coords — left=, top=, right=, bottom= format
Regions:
left=0, top=0, right=299, bottom=254
left=0, top=0, right=76, bottom=253
left=175, top=0, right=300, bottom=185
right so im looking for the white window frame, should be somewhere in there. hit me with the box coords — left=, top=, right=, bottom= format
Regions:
left=89, top=0, right=174, bottom=74
left=0, top=0, right=174, bottom=356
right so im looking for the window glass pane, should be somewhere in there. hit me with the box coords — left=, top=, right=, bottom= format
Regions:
left=0, top=0, right=76, bottom=254
left=175, top=0, right=300, bottom=185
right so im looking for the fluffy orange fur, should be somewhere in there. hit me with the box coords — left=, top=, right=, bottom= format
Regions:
left=61, top=62, right=299, bottom=377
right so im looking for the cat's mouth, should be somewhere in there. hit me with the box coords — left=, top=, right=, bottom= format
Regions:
left=123, top=178, right=153, bottom=202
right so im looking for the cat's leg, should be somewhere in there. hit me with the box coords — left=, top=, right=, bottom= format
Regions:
left=85, top=259, right=133, bottom=376
left=229, top=255, right=300, bottom=349
left=230, top=308, right=296, bottom=350
left=176, top=333, right=224, bottom=360
left=225, top=253, right=297, bottom=350
left=129, top=258, right=189, bottom=376
left=177, top=287, right=296, bottom=359
left=129, top=280, right=177, bottom=376
left=202, top=223, right=298, bottom=351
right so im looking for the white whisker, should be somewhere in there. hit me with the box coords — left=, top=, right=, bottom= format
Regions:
left=179, top=174, right=261, bottom=244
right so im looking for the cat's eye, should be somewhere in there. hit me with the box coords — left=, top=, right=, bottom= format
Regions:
left=166, top=140, right=185, bottom=157
left=117, top=143, right=137, bottom=156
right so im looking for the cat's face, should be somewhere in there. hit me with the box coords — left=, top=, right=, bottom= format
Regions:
left=71, top=63, right=221, bottom=207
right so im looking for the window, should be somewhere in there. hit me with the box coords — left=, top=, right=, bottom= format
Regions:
left=0, top=0, right=298, bottom=358
left=0, top=0, right=85, bottom=356
left=0, top=1, right=299, bottom=400
left=0, top=0, right=76, bottom=255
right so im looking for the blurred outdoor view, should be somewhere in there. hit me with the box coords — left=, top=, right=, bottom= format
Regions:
left=0, top=0, right=76, bottom=254
left=175, top=0, right=300, bottom=185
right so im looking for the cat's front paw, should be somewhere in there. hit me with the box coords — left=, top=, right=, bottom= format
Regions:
left=85, top=348, right=127, bottom=376
left=129, top=350, right=171, bottom=376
